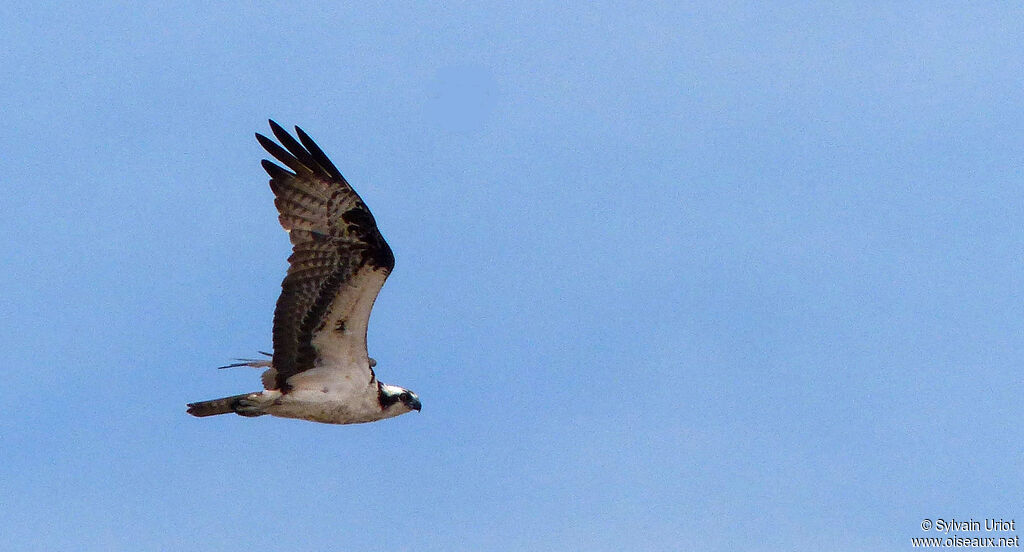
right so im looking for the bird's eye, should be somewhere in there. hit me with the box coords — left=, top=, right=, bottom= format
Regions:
left=400, top=392, right=410, bottom=401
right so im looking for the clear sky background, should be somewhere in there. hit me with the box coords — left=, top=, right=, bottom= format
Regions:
left=1, top=3, right=1021, bottom=551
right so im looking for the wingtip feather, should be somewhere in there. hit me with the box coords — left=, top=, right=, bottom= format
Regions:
left=294, top=126, right=344, bottom=181
left=261, top=159, right=293, bottom=181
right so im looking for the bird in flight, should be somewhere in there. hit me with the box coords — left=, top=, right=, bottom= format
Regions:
left=187, top=121, right=421, bottom=424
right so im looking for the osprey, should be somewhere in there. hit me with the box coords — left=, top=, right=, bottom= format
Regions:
left=186, top=121, right=421, bottom=424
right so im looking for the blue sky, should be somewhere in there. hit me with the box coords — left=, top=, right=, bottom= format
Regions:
left=1, top=2, right=1022, bottom=551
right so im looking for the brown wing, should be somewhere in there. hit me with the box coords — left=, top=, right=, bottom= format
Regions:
left=256, top=120, right=394, bottom=391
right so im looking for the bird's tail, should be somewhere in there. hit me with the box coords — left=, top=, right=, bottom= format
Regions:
left=186, top=393, right=259, bottom=417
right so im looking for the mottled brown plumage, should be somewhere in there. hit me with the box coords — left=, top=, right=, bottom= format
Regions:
left=256, top=121, right=395, bottom=391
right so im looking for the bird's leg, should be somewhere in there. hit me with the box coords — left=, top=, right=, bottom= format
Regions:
left=232, top=390, right=280, bottom=417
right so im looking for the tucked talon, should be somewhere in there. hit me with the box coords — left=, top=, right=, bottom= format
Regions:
left=232, top=396, right=266, bottom=417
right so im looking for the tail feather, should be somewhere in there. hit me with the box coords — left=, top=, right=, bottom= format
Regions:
left=187, top=393, right=255, bottom=417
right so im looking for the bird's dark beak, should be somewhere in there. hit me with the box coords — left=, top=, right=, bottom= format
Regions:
left=410, top=398, right=422, bottom=412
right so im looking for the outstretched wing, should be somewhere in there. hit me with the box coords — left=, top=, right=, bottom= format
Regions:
left=256, top=120, right=394, bottom=391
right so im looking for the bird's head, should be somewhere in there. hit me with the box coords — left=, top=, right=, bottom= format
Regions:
left=378, top=383, right=422, bottom=415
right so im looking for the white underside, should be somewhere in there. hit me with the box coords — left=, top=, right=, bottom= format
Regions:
left=248, top=387, right=403, bottom=425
